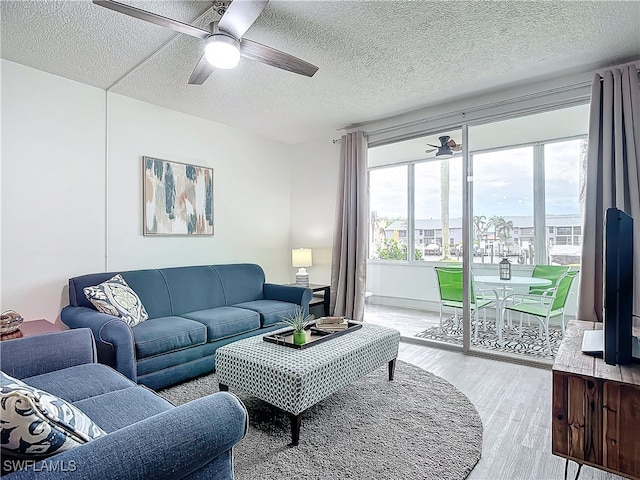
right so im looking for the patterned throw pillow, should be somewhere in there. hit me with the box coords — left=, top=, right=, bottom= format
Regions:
left=83, top=274, right=149, bottom=327
left=0, top=371, right=107, bottom=459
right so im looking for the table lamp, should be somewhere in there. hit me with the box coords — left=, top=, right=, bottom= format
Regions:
left=292, top=248, right=312, bottom=287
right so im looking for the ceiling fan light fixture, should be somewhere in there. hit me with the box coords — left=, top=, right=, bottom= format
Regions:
left=205, top=34, right=241, bottom=69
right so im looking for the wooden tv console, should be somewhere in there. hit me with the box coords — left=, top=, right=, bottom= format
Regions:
left=552, top=320, right=640, bottom=479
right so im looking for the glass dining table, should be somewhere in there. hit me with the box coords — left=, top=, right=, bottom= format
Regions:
left=473, top=275, right=552, bottom=341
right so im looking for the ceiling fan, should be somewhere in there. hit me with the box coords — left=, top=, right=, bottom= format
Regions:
left=93, top=0, right=318, bottom=85
left=425, top=136, right=463, bottom=157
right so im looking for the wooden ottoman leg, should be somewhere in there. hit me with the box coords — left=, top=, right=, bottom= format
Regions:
left=388, top=358, right=397, bottom=381
left=291, top=413, right=302, bottom=446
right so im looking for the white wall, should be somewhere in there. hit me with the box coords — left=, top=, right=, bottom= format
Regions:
left=105, top=94, right=293, bottom=279
left=288, top=136, right=340, bottom=285
left=1, top=60, right=298, bottom=323
left=1, top=60, right=106, bottom=323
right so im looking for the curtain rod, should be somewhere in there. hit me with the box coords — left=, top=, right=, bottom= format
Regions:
left=332, top=132, right=368, bottom=144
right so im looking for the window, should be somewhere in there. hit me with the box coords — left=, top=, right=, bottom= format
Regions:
left=473, top=146, right=533, bottom=261
left=369, top=165, right=408, bottom=260
left=368, top=107, right=586, bottom=268
left=368, top=130, right=463, bottom=262
left=415, top=157, right=463, bottom=260
left=546, top=139, right=585, bottom=262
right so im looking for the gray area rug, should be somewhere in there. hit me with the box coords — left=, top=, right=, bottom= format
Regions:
left=159, top=361, right=482, bottom=480
left=415, top=315, right=562, bottom=360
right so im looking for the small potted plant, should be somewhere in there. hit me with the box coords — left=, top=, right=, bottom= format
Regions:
left=280, top=306, right=315, bottom=345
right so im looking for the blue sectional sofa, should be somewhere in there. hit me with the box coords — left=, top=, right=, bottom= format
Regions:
left=1, top=329, right=247, bottom=479
left=61, top=264, right=312, bottom=390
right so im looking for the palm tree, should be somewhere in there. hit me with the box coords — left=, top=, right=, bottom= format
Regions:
left=497, top=219, right=514, bottom=243
left=473, top=215, right=486, bottom=242
left=440, top=159, right=451, bottom=260
left=488, top=216, right=514, bottom=255
left=488, top=215, right=501, bottom=242
left=488, top=215, right=508, bottom=255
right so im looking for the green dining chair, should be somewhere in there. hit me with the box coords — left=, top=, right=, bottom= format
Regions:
left=434, top=267, right=495, bottom=340
left=529, top=265, right=570, bottom=295
left=502, top=270, right=578, bottom=353
left=503, top=264, right=571, bottom=330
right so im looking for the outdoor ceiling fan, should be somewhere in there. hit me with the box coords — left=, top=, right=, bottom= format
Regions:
left=425, top=136, right=463, bottom=157
left=93, top=0, right=318, bottom=85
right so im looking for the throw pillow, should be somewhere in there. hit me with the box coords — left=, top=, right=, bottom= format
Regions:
left=0, top=371, right=107, bottom=459
left=83, top=274, right=149, bottom=327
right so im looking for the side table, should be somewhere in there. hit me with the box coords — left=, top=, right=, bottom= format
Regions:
left=308, top=284, right=330, bottom=316
left=552, top=320, right=640, bottom=480
left=0, top=319, right=66, bottom=341
left=288, top=283, right=330, bottom=316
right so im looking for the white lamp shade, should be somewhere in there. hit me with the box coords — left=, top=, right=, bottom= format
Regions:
left=292, top=248, right=312, bottom=268
left=205, top=34, right=240, bottom=69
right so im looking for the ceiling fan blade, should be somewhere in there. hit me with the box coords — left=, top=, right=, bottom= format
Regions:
left=93, top=0, right=211, bottom=40
left=426, top=143, right=439, bottom=148
left=218, top=0, right=269, bottom=39
left=425, top=148, right=437, bottom=153
left=451, top=145, right=463, bottom=151
left=188, top=54, right=215, bottom=85
left=241, top=39, right=318, bottom=77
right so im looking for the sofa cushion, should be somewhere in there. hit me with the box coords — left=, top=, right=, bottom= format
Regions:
left=73, top=386, right=173, bottom=433
left=213, top=264, right=265, bottom=305
left=133, top=316, right=207, bottom=359
left=181, top=306, right=260, bottom=341
left=233, top=300, right=300, bottom=327
left=84, top=274, right=149, bottom=326
left=160, top=266, right=226, bottom=315
left=0, top=372, right=106, bottom=459
left=119, top=270, right=173, bottom=319
left=23, top=364, right=135, bottom=403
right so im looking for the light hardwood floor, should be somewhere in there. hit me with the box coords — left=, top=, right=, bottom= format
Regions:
left=365, top=305, right=626, bottom=480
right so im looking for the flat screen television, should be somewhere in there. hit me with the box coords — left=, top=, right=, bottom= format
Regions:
left=603, top=207, right=635, bottom=365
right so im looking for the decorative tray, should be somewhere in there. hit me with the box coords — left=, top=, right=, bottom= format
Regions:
left=263, top=321, right=362, bottom=350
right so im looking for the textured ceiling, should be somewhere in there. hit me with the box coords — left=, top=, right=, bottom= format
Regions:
left=2, top=0, right=639, bottom=144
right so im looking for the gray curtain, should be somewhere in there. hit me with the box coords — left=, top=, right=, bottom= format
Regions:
left=330, top=131, right=368, bottom=320
left=577, top=65, right=640, bottom=322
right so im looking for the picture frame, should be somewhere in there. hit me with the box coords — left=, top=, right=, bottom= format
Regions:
left=142, top=156, right=214, bottom=236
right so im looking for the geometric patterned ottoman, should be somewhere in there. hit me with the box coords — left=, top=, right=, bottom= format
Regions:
left=215, top=323, right=400, bottom=445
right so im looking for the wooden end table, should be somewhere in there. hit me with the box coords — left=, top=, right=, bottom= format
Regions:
left=290, top=283, right=330, bottom=316
left=0, top=319, right=66, bottom=341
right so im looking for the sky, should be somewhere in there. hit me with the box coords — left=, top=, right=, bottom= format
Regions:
left=369, top=139, right=583, bottom=222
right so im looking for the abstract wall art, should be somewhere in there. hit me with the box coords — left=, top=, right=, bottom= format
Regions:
left=143, top=157, right=214, bottom=236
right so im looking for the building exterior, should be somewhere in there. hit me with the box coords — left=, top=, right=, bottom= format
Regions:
left=377, top=214, right=582, bottom=262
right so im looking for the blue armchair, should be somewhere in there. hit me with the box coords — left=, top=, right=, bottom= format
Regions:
left=1, top=329, right=247, bottom=479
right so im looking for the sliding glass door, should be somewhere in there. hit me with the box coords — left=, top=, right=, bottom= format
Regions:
left=467, top=105, right=587, bottom=361
left=365, top=104, right=588, bottom=364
